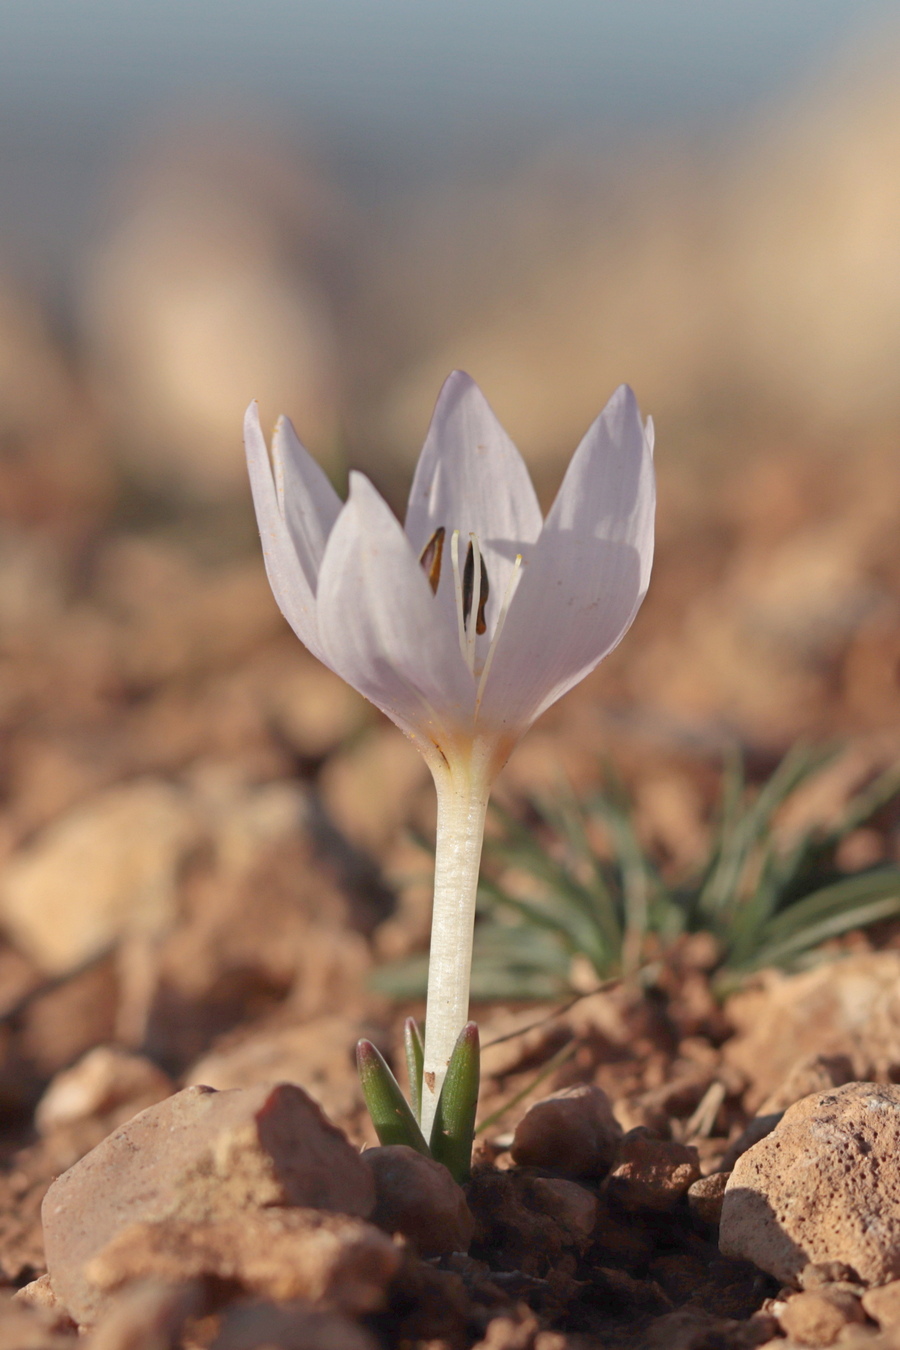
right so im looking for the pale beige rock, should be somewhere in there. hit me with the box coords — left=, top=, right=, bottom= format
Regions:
left=0, top=779, right=199, bottom=975
left=778, top=1288, right=866, bottom=1345
left=720, top=1082, right=900, bottom=1286
left=42, top=1082, right=374, bottom=1325
left=36, top=1047, right=172, bottom=1134
left=863, top=1280, right=900, bottom=1328
left=607, top=1129, right=701, bottom=1213
left=363, top=1146, right=474, bottom=1256
left=87, top=1211, right=399, bottom=1315
left=511, top=1085, right=622, bottom=1177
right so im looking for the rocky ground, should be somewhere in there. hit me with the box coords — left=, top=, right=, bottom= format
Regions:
left=3, top=315, right=900, bottom=1347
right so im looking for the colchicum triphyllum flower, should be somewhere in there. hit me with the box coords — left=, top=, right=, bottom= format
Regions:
left=245, top=372, right=655, bottom=1135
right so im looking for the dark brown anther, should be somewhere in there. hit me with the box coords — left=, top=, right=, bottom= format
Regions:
left=462, top=541, right=490, bottom=634
left=418, top=527, right=445, bottom=594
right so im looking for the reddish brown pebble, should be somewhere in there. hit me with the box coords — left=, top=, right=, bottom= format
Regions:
left=778, top=1288, right=866, bottom=1346
left=720, top=1082, right=900, bottom=1286
left=362, top=1145, right=474, bottom=1256
left=511, top=1085, right=622, bottom=1177
left=607, top=1128, right=701, bottom=1212
left=42, top=1082, right=375, bottom=1325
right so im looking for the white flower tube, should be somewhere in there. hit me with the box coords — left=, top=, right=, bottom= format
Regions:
left=245, top=372, right=656, bottom=1135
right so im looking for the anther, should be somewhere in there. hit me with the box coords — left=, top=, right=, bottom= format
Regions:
left=462, top=541, right=490, bottom=635
left=418, top=527, right=445, bottom=594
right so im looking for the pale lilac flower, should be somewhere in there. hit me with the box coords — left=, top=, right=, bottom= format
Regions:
left=245, top=371, right=655, bottom=1129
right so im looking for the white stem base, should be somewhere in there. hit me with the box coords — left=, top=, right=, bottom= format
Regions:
left=420, top=749, right=492, bottom=1140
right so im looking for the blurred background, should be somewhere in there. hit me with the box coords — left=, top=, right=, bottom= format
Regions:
left=2, top=0, right=900, bottom=1153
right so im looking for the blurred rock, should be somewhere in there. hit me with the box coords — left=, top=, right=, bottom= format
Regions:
left=185, top=1015, right=369, bottom=1130
left=86, top=1211, right=399, bottom=1317
left=88, top=1279, right=203, bottom=1350
left=723, top=953, right=900, bottom=1112
left=862, top=1280, right=900, bottom=1330
left=81, top=120, right=343, bottom=499
left=35, top=1047, right=172, bottom=1135
left=42, top=1082, right=374, bottom=1324
left=212, top=1300, right=378, bottom=1350
left=778, top=1288, right=866, bottom=1346
left=606, top=1129, right=700, bottom=1213
left=363, top=1145, right=474, bottom=1256
left=511, top=1085, right=622, bottom=1177
left=720, top=1082, right=900, bottom=1286
left=0, top=779, right=199, bottom=976
left=0, top=1293, right=74, bottom=1350
left=757, top=1052, right=855, bottom=1116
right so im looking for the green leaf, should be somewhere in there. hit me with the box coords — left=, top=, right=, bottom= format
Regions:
left=429, top=1022, right=480, bottom=1183
left=356, top=1039, right=430, bottom=1155
left=404, top=1017, right=424, bottom=1124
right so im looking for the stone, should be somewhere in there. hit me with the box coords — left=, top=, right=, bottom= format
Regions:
left=36, top=1047, right=172, bottom=1135
left=525, top=1178, right=598, bottom=1247
left=363, top=1146, right=474, bottom=1256
left=87, top=1210, right=400, bottom=1315
left=42, top=1082, right=374, bottom=1325
left=723, top=954, right=900, bottom=1112
left=863, top=1280, right=900, bottom=1329
left=0, top=779, right=199, bottom=975
left=88, top=1279, right=204, bottom=1350
left=0, top=1294, right=74, bottom=1350
left=720, top=1113, right=784, bottom=1173
left=213, top=1300, right=378, bottom=1350
left=607, top=1129, right=701, bottom=1212
left=720, top=1082, right=900, bottom=1286
left=510, top=1085, right=622, bottom=1177
left=687, top=1172, right=729, bottom=1226
left=778, top=1288, right=866, bottom=1345
left=757, top=1052, right=855, bottom=1116
left=185, top=1016, right=366, bottom=1126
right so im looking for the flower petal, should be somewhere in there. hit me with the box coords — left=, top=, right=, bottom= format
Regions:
left=317, top=472, right=475, bottom=752
left=477, top=385, right=655, bottom=734
left=404, top=371, right=543, bottom=638
left=271, top=414, right=342, bottom=590
left=244, top=402, right=328, bottom=662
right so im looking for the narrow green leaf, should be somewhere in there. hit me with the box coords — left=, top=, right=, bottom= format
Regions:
left=356, top=1040, right=430, bottom=1155
left=429, top=1022, right=480, bottom=1183
left=404, top=1017, right=424, bottom=1124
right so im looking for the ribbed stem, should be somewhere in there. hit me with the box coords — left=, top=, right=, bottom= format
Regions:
left=420, top=749, right=492, bottom=1140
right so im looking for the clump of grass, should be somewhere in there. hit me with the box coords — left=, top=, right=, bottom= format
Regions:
left=375, top=745, right=900, bottom=1001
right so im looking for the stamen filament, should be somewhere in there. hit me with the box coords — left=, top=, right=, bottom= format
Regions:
left=466, top=534, right=481, bottom=671
left=475, top=553, right=523, bottom=714
left=450, top=530, right=470, bottom=669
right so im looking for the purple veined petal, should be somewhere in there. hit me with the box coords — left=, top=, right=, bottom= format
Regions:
left=243, top=402, right=329, bottom=664
left=404, top=372, right=544, bottom=643
left=317, top=472, right=476, bottom=755
left=476, top=385, right=655, bottom=735
left=271, top=414, right=342, bottom=591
